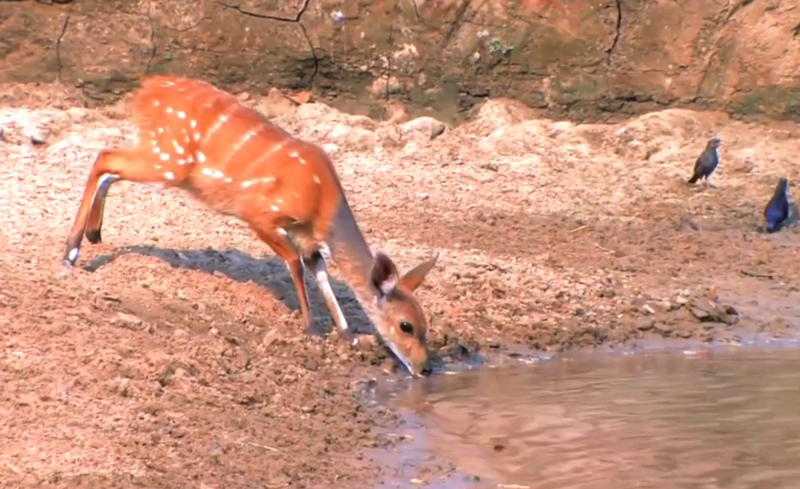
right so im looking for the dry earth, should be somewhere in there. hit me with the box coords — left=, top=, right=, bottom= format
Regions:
left=1, top=83, right=799, bottom=488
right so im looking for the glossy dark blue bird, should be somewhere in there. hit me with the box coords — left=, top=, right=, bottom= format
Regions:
left=687, top=138, right=722, bottom=188
left=764, top=177, right=791, bottom=233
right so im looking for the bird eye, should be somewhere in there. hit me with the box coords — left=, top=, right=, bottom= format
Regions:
left=399, top=321, right=414, bottom=334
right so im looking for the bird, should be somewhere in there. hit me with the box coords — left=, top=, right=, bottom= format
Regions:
left=687, top=138, right=722, bottom=188
left=764, top=177, right=792, bottom=233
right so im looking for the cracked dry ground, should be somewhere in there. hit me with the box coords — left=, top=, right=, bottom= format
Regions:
left=1, top=86, right=800, bottom=488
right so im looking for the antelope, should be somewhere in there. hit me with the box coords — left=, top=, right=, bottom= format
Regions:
left=61, top=75, right=439, bottom=377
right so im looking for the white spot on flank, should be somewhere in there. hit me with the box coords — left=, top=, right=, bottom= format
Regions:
left=224, top=177, right=233, bottom=183
left=158, top=127, right=165, bottom=134
left=298, top=157, right=307, bottom=165
left=177, top=111, right=187, bottom=119
left=173, top=142, right=185, bottom=154
left=313, top=175, right=321, bottom=184
left=276, top=198, right=283, bottom=204
left=155, top=164, right=162, bottom=170
left=197, top=151, right=206, bottom=163
left=201, top=168, right=225, bottom=179
left=288, top=151, right=299, bottom=157
left=193, top=132, right=201, bottom=141
left=293, top=191, right=299, bottom=197
left=177, top=159, right=186, bottom=165
left=270, top=205, right=280, bottom=212
left=190, top=120, right=198, bottom=128
left=241, top=176, right=275, bottom=189
left=159, top=153, right=170, bottom=161
left=165, top=107, right=174, bottom=114
left=164, top=172, right=175, bottom=180
left=154, top=101, right=160, bottom=107
left=153, top=146, right=161, bottom=154
left=185, top=156, right=194, bottom=164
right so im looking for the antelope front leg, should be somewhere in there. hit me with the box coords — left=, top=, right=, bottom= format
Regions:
left=252, top=228, right=318, bottom=335
left=303, top=251, right=357, bottom=344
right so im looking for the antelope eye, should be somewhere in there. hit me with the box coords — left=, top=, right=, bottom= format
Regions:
left=399, top=321, right=414, bottom=334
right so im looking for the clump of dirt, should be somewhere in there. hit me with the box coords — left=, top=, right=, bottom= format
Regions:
left=1, top=83, right=799, bottom=487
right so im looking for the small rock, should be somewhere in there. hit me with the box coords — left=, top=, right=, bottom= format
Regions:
left=400, top=116, right=446, bottom=140
left=370, top=76, right=402, bottom=98
left=653, top=322, right=673, bottom=336
left=115, top=378, right=131, bottom=397
left=210, top=327, right=220, bottom=337
left=321, top=142, right=340, bottom=154
left=257, top=88, right=297, bottom=118
left=114, top=312, right=142, bottom=328
left=288, top=90, right=312, bottom=105
left=383, top=101, right=409, bottom=124
left=641, top=304, right=656, bottom=315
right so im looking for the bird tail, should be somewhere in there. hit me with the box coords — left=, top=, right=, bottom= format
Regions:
left=687, top=174, right=699, bottom=184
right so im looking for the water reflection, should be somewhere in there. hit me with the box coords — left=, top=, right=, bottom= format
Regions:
left=382, top=347, right=800, bottom=488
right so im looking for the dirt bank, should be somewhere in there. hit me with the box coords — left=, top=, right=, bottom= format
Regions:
left=1, top=83, right=799, bottom=487
left=2, top=0, right=800, bottom=123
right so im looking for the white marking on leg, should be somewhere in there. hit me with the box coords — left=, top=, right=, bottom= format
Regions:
left=318, top=243, right=333, bottom=262
left=312, top=258, right=349, bottom=331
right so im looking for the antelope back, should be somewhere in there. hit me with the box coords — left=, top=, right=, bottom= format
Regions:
left=131, top=76, right=297, bottom=181
left=128, top=76, right=347, bottom=224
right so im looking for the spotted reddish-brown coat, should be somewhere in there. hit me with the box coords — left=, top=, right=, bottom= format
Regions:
left=62, top=75, right=439, bottom=377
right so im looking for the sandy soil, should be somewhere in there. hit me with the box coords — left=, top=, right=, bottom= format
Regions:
left=1, top=82, right=799, bottom=488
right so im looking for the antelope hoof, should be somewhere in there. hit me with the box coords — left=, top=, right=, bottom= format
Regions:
left=339, top=326, right=360, bottom=346
left=62, top=247, right=80, bottom=267
left=85, top=228, right=102, bottom=244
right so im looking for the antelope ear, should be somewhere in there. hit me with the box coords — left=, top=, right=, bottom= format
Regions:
left=397, top=253, right=439, bottom=293
left=371, top=251, right=399, bottom=297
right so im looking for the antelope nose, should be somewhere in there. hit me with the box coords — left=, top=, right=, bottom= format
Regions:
left=420, top=363, right=433, bottom=377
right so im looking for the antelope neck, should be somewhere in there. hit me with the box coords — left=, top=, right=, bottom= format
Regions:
left=325, top=196, right=380, bottom=303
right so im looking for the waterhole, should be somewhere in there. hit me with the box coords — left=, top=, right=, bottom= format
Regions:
left=373, top=345, right=800, bottom=488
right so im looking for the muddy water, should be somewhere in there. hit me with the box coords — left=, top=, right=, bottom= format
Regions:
left=375, top=346, right=800, bottom=488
